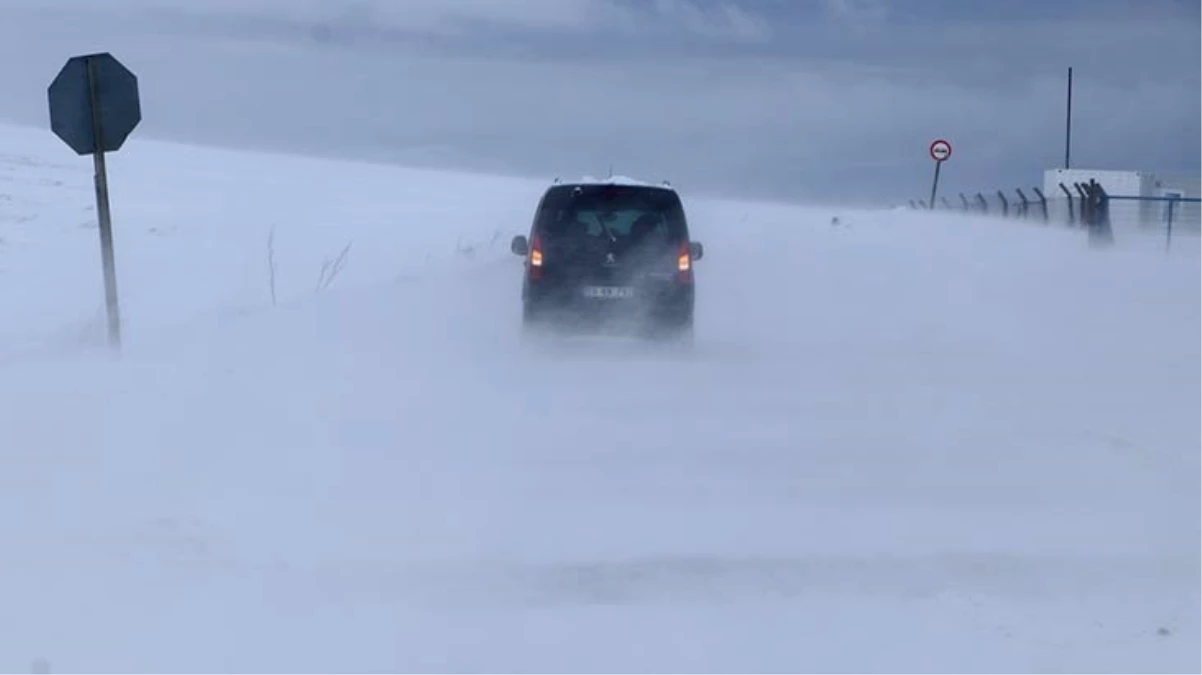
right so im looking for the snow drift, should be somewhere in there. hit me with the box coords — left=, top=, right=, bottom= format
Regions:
left=0, top=122, right=1198, bottom=673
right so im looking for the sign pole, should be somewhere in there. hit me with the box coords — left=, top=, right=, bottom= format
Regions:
left=48, top=51, right=140, bottom=351
left=926, top=139, right=952, bottom=211
left=86, top=55, right=122, bottom=350
left=928, top=159, right=942, bottom=210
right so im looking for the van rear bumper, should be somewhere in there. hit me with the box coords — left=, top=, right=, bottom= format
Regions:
left=522, top=280, right=693, bottom=330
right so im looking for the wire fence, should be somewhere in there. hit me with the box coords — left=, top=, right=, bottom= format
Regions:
left=907, top=181, right=1201, bottom=251
left=1105, top=195, right=1201, bottom=243
left=910, top=188, right=1054, bottom=220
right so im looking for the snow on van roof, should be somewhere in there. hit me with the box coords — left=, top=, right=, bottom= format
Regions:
left=557, top=175, right=675, bottom=190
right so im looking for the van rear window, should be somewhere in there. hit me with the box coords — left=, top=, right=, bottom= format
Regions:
left=536, top=185, right=688, bottom=243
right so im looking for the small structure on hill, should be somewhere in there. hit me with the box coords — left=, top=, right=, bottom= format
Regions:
left=1044, top=168, right=1200, bottom=232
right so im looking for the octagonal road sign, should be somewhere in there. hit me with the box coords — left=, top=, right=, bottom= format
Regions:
left=929, top=138, right=952, bottom=163
left=48, top=52, right=141, bottom=156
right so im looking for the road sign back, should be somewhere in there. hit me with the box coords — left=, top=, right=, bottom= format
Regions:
left=46, top=51, right=142, bottom=351
left=48, top=52, right=141, bottom=155
left=929, top=138, right=952, bottom=162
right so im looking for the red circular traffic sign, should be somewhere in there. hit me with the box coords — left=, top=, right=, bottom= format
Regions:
left=929, top=139, right=952, bottom=162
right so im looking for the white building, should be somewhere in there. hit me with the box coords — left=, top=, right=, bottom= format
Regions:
left=1043, top=168, right=1200, bottom=231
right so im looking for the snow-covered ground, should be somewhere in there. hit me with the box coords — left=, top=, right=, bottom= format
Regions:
left=0, top=121, right=1198, bottom=673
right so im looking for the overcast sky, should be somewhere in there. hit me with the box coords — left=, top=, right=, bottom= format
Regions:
left=0, top=0, right=1197, bottom=205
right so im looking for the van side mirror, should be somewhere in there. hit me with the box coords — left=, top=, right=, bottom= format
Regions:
left=689, top=241, right=704, bottom=261
left=511, top=235, right=529, bottom=256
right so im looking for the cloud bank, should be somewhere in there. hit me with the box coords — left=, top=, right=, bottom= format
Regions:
left=0, top=0, right=1197, bottom=205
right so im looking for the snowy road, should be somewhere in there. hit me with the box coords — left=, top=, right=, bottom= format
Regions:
left=0, top=123, right=1198, bottom=672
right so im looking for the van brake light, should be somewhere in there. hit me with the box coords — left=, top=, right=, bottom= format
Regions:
left=529, top=234, right=544, bottom=279
left=676, top=242, right=693, bottom=283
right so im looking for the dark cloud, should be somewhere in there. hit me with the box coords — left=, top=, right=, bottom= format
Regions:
left=0, top=0, right=1196, bottom=205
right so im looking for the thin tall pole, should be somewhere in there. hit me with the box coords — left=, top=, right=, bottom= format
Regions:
left=87, top=55, right=122, bottom=350
left=928, top=160, right=942, bottom=210
left=1064, top=66, right=1073, bottom=169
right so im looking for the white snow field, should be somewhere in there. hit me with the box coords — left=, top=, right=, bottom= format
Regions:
left=0, top=121, right=1199, bottom=673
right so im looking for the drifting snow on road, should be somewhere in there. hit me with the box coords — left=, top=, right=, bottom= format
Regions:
left=0, top=123, right=1198, bottom=672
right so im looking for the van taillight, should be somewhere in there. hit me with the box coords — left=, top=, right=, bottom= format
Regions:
left=529, top=234, right=544, bottom=279
left=676, top=242, right=693, bottom=283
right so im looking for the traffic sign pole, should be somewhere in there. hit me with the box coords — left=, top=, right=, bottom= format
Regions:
left=87, top=55, right=122, bottom=349
left=929, top=159, right=942, bottom=210
left=48, top=51, right=140, bottom=352
left=927, top=139, right=952, bottom=211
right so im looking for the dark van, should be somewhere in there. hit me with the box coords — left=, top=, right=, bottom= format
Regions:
left=510, top=179, right=703, bottom=341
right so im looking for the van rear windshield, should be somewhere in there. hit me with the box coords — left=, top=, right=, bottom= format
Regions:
left=536, top=185, right=688, bottom=242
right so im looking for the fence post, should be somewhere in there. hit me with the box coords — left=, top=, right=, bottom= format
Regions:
left=1033, top=187, right=1048, bottom=223
left=940, top=197, right=951, bottom=209
left=997, top=190, right=1009, bottom=218
left=1165, top=197, right=1176, bottom=251
left=976, top=193, right=988, bottom=213
left=1074, top=183, right=1089, bottom=226
left=1085, top=179, right=1114, bottom=247
left=908, top=199, right=918, bottom=209
left=959, top=193, right=969, bottom=211
left=1059, top=182, right=1075, bottom=225
left=1015, top=188, right=1030, bottom=219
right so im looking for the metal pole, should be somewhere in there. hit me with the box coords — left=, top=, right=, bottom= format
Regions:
left=1064, top=67, right=1073, bottom=169
left=1165, top=198, right=1175, bottom=252
left=87, top=55, right=122, bottom=350
left=928, top=160, right=942, bottom=210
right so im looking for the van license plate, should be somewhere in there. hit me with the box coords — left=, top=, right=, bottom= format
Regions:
left=582, top=286, right=634, bottom=299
